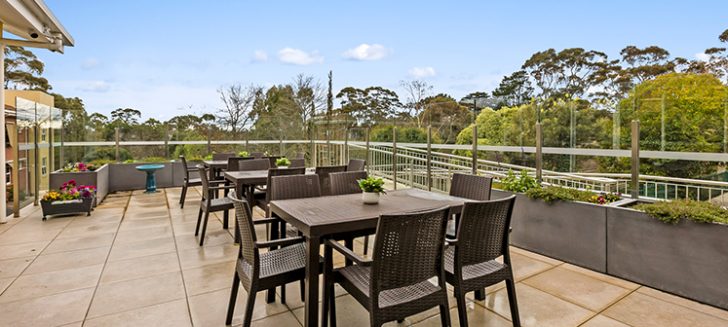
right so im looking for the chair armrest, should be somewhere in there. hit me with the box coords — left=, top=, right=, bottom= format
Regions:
left=252, top=217, right=280, bottom=225
left=255, top=236, right=304, bottom=249
left=325, top=239, right=372, bottom=266
left=209, top=185, right=235, bottom=191
left=208, top=179, right=228, bottom=185
left=445, top=238, right=459, bottom=246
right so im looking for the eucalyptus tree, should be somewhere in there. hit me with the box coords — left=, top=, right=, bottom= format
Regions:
left=399, top=79, right=433, bottom=128
left=3, top=46, right=50, bottom=91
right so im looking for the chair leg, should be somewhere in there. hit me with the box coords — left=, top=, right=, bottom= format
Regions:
left=223, top=209, right=229, bottom=229
left=505, top=279, right=521, bottom=327
left=281, top=283, right=286, bottom=304
left=455, top=290, right=468, bottom=327
left=226, top=273, right=240, bottom=325
left=439, top=301, right=452, bottom=327
left=195, top=207, right=203, bottom=236
left=242, top=287, right=257, bottom=327
left=363, top=235, right=369, bottom=255
left=299, top=280, right=305, bottom=302
left=344, top=238, right=354, bottom=266
left=199, top=210, right=210, bottom=246
left=322, top=243, right=334, bottom=327
left=179, top=185, right=187, bottom=207
left=475, top=289, right=485, bottom=301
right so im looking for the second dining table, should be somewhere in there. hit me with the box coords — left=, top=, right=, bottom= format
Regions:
left=269, top=188, right=470, bottom=327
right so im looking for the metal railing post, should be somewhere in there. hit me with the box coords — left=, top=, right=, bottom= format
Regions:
left=206, top=128, right=211, bottom=155
left=33, top=122, right=39, bottom=206
left=310, top=137, right=316, bottom=167
left=164, top=125, right=169, bottom=159
left=344, top=127, right=349, bottom=163
left=365, top=127, right=371, bottom=170
left=536, top=122, right=543, bottom=183
left=279, top=138, right=284, bottom=156
left=9, top=124, right=20, bottom=217
left=472, top=125, right=478, bottom=174
left=115, top=127, right=120, bottom=163
left=631, top=120, right=640, bottom=199
left=392, top=126, right=397, bottom=190
left=427, top=125, right=432, bottom=191
left=660, top=94, right=666, bottom=152
left=325, top=130, right=331, bottom=165
left=245, top=136, right=249, bottom=153
left=59, top=109, right=64, bottom=167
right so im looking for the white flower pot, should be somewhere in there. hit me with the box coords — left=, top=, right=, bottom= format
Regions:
left=362, top=192, right=380, bottom=204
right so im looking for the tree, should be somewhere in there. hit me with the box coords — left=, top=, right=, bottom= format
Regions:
left=620, top=45, right=675, bottom=83
left=686, top=29, right=728, bottom=84
left=522, top=48, right=607, bottom=103
left=421, top=94, right=471, bottom=143
left=336, top=86, right=402, bottom=126
left=110, top=108, right=141, bottom=125
left=327, top=71, right=334, bottom=131
left=291, top=74, right=325, bottom=139
left=589, top=60, right=631, bottom=110
left=217, top=84, right=259, bottom=136
left=491, top=70, right=533, bottom=108
left=3, top=46, right=50, bottom=91
left=399, top=80, right=433, bottom=127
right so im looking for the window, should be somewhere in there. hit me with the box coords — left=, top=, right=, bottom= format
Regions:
left=41, top=129, right=47, bottom=142
left=41, top=157, right=47, bottom=176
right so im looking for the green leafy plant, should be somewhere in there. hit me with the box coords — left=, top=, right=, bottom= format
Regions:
left=276, top=157, right=291, bottom=167
left=634, top=200, right=728, bottom=224
left=501, top=170, right=540, bottom=193
left=203, top=154, right=213, bottom=160
left=358, top=176, right=386, bottom=194
left=526, top=186, right=621, bottom=205
left=238, top=151, right=249, bottom=157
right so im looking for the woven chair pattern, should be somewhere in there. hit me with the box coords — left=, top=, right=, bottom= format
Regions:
left=315, top=165, right=347, bottom=195
left=289, top=158, right=305, bottom=168
left=238, top=159, right=270, bottom=171
left=346, top=159, right=366, bottom=171
left=212, top=152, right=236, bottom=161
left=330, top=171, right=367, bottom=195
left=227, top=157, right=252, bottom=171
left=449, top=173, right=492, bottom=200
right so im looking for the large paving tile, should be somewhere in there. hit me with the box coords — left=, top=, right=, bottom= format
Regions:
left=24, top=246, right=110, bottom=275
left=188, top=287, right=289, bottom=326
left=175, top=228, right=234, bottom=250
left=292, top=294, right=406, bottom=327
left=560, top=263, right=639, bottom=290
left=118, top=217, right=171, bottom=231
left=522, top=266, right=630, bottom=311
left=100, top=252, right=180, bottom=284
left=83, top=299, right=192, bottom=327
left=88, top=271, right=186, bottom=318
left=43, top=232, right=115, bottom=254
left=0, top=241, right=48, bottom=260
left=183, top=260, right=236, bottom=296
left=0, top=226, right=63, bottom=245
left=636, top=286, right=728, bottom=321
left=251, top=311, right=302, bottom=327
left=0, top=264, right=103, bottom=303
left=114, top=225, right=174, bottom=244
left=0, top=288, right=94, bottom=327
left=0, top=277, right=13, bottom=293
left=0, top=256, right=34, bottom=278
left=107, top=236, right=176, bottom=261
left=510, top=246, right=564, bottom=266
left=56, top=222, right=120, bottom=239
left=581, top=314, right=631, bottom=327
left=414, top=305, right=512, bottom=327
left=482, top=283, right=593, bottom=327
left=603, top=291, right=728, bottom=327
left=178, top=243, right=237, bottom=269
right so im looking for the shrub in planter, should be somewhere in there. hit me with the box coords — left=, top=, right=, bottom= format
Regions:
left=526, top=187, right=621, bottom=205
left=41, top=180, right=96, bottom=220
left=358, top=176, right=385, bottom=204
left=633, top=200, right=728, bottom=224
left=276, top=157, right=291, bottom=167
left=61, top=162, right=98, bottom=172
left=238, top=151, right=249, bottom=157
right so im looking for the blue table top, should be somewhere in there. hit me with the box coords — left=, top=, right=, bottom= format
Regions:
left=135, top=164, right=165, bottom=171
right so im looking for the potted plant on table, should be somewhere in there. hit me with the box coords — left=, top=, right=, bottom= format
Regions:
left=358, top=176, right=385, bottom=204
left=276, top=157, right=291, bottom=168
left=41, top=179, right=96, bottom=220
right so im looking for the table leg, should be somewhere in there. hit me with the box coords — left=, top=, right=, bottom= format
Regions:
left=304, top=236, right=321, bottom=327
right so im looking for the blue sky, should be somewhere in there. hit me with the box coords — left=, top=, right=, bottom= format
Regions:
left=35, top=1, right=728, bottom=120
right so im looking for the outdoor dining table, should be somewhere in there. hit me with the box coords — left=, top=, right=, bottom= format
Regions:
left=202, top=159, right=228, bottom=180
left=269, top=188, right=470, bottom=327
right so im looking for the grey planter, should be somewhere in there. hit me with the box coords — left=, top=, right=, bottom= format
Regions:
left=607, top=204, right=728, bottom=310
left=41, top=197, right=94, bottom=220
left=492, top=189, right=608, bottom=272
left=108, top=162, right=185, bottom=192
left=50, top=164, right=109, bottom=206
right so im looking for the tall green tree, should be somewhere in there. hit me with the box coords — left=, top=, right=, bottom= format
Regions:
left=336, top=86, right=402, bottom=127
left=399, top=80, right=433, bottom=127
left=3, top=46, right=50, bottom=91
left=491, top=70, right=533, bottom=108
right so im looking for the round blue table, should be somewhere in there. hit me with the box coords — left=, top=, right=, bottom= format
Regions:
left=136, top=164, right=165, bottom=193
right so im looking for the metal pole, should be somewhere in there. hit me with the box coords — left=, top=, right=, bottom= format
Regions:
left=631, top=120, right=640, bottom=199
left=723, top=101, right=727, bottom=154
left=9, top=124, right=19, bottom=217
left=325, top=130, right=331, bottom=165
left=344, top=127, right=349, bottom=163
left=536, top=122, right=543, bottom=183
left=365, top=127, right=371, bottom=170
left=471, top=125, right=478, bottom=174
left=392, top=126, right=397, bottom=190
left=427, top=125, right=432, bottom=191
left=164, top=124, right=169, bottom=159
left=310, top=136, right=316, bottom=167
left=115, top=127, right=120, bottom=163
left=59, top=108, right=64, bottom=166
left=33, top=120, right=39, bottom=206
left=206, top=127, right=211, bottom=155
left=660, top=94, right=666, bottom=151
left=279, top=138, right=284, bottom=156
left=0, top=25, right=7, bottom=222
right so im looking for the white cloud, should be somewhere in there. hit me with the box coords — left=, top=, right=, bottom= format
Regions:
left=77, top=80, right=111, bottom=92
left=277, top=48, right=323, bottom=65
left=408, top=66, right=437, bottom=78
left=252, top=50, right=268, bottom=62
left=695, top=52, right=711, bottom=62
left=342, top=43, right=390, bottom=61
left=81, top=57, right=100, bottom=70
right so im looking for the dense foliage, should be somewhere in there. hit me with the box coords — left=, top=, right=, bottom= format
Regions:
left=526, top=187, right=621, bottom=205
left=634, top=200, right=728, bottom=224
left=358, top=176, right=385, bottom=193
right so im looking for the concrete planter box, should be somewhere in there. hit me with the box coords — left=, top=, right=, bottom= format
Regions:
left=108, top=162, right=185, bottom=192
left=607, top=203, right=728, bottom=310
left=492, top=189, right=608, bottom=272
left=50, top=164, right=109, bottom=206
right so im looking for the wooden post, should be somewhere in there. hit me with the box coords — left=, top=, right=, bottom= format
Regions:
left=631, top=120, right=640, bottom=199
left=536, top=122, right=543, bottom=183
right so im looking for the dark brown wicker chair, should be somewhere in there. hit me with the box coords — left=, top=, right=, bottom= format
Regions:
left=226, top=193, right=313, bottom=327
left=212, top=152, right=236, bottom=161
left=255, top=167, right=306, bottom=217
left=227, top=157, right=252, bottom=171
left=322, top=206, right=452, bottom=327
left=250, top=152, right=264, bottom=159
left=450, top=173, right=492, bottom=201
left=446, top=195, right=520, bottom=327
left=238, top=158, right=270, bottom=171
left=179, top=155, right=201, bottom=208
left=329, top=170, right=370, bottom=256
left=195, top=165, right=235, bottom=246
left=289, top=158, right=305, bottom=168
left=315, top=165, right=347, bottom=196
left=294, top=152, right=305, bottom=159
left=265, top=156, right=281, bottom=168
left=346, top=159, right=366, bottom=171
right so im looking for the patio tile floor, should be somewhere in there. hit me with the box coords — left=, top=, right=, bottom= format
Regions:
left=0, top=187, right=726, bottom=327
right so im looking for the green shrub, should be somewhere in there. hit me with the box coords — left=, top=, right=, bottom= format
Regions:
left=634, top=200, right=728, bottom=224
left=358, top=176, right=385, bottom=193
left=501, top=170, right=540, bottom=193
left=526, top=186, right=621, bottom=205
left=83, top=147, right=132, bottom=162
left=276, top=157, right=291, bottom=167
left=238, top=151, right=249, bottom=157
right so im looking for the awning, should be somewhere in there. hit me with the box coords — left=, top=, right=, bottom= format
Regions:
left=1, top=0, right=74, bottom=50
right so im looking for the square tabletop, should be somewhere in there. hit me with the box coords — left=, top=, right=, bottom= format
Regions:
left=224, top=168, right=315, bottom=186
left=270, top=188, right=469, bottom=237
left=202, top=160, right=229, bottom=168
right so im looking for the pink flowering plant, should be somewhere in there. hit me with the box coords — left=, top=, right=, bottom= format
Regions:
left=43, top=179, right=96, bottom=202
left=61, top=162, right=97, bottom=172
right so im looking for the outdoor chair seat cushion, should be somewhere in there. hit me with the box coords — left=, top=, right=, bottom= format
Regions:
left=203, top=197, right=234, bottom=211
left=444, top=247, right=510, bottom=282
left=238, top=243, right=307, bottom=278
left=335, top=265, right=443, bottom=309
